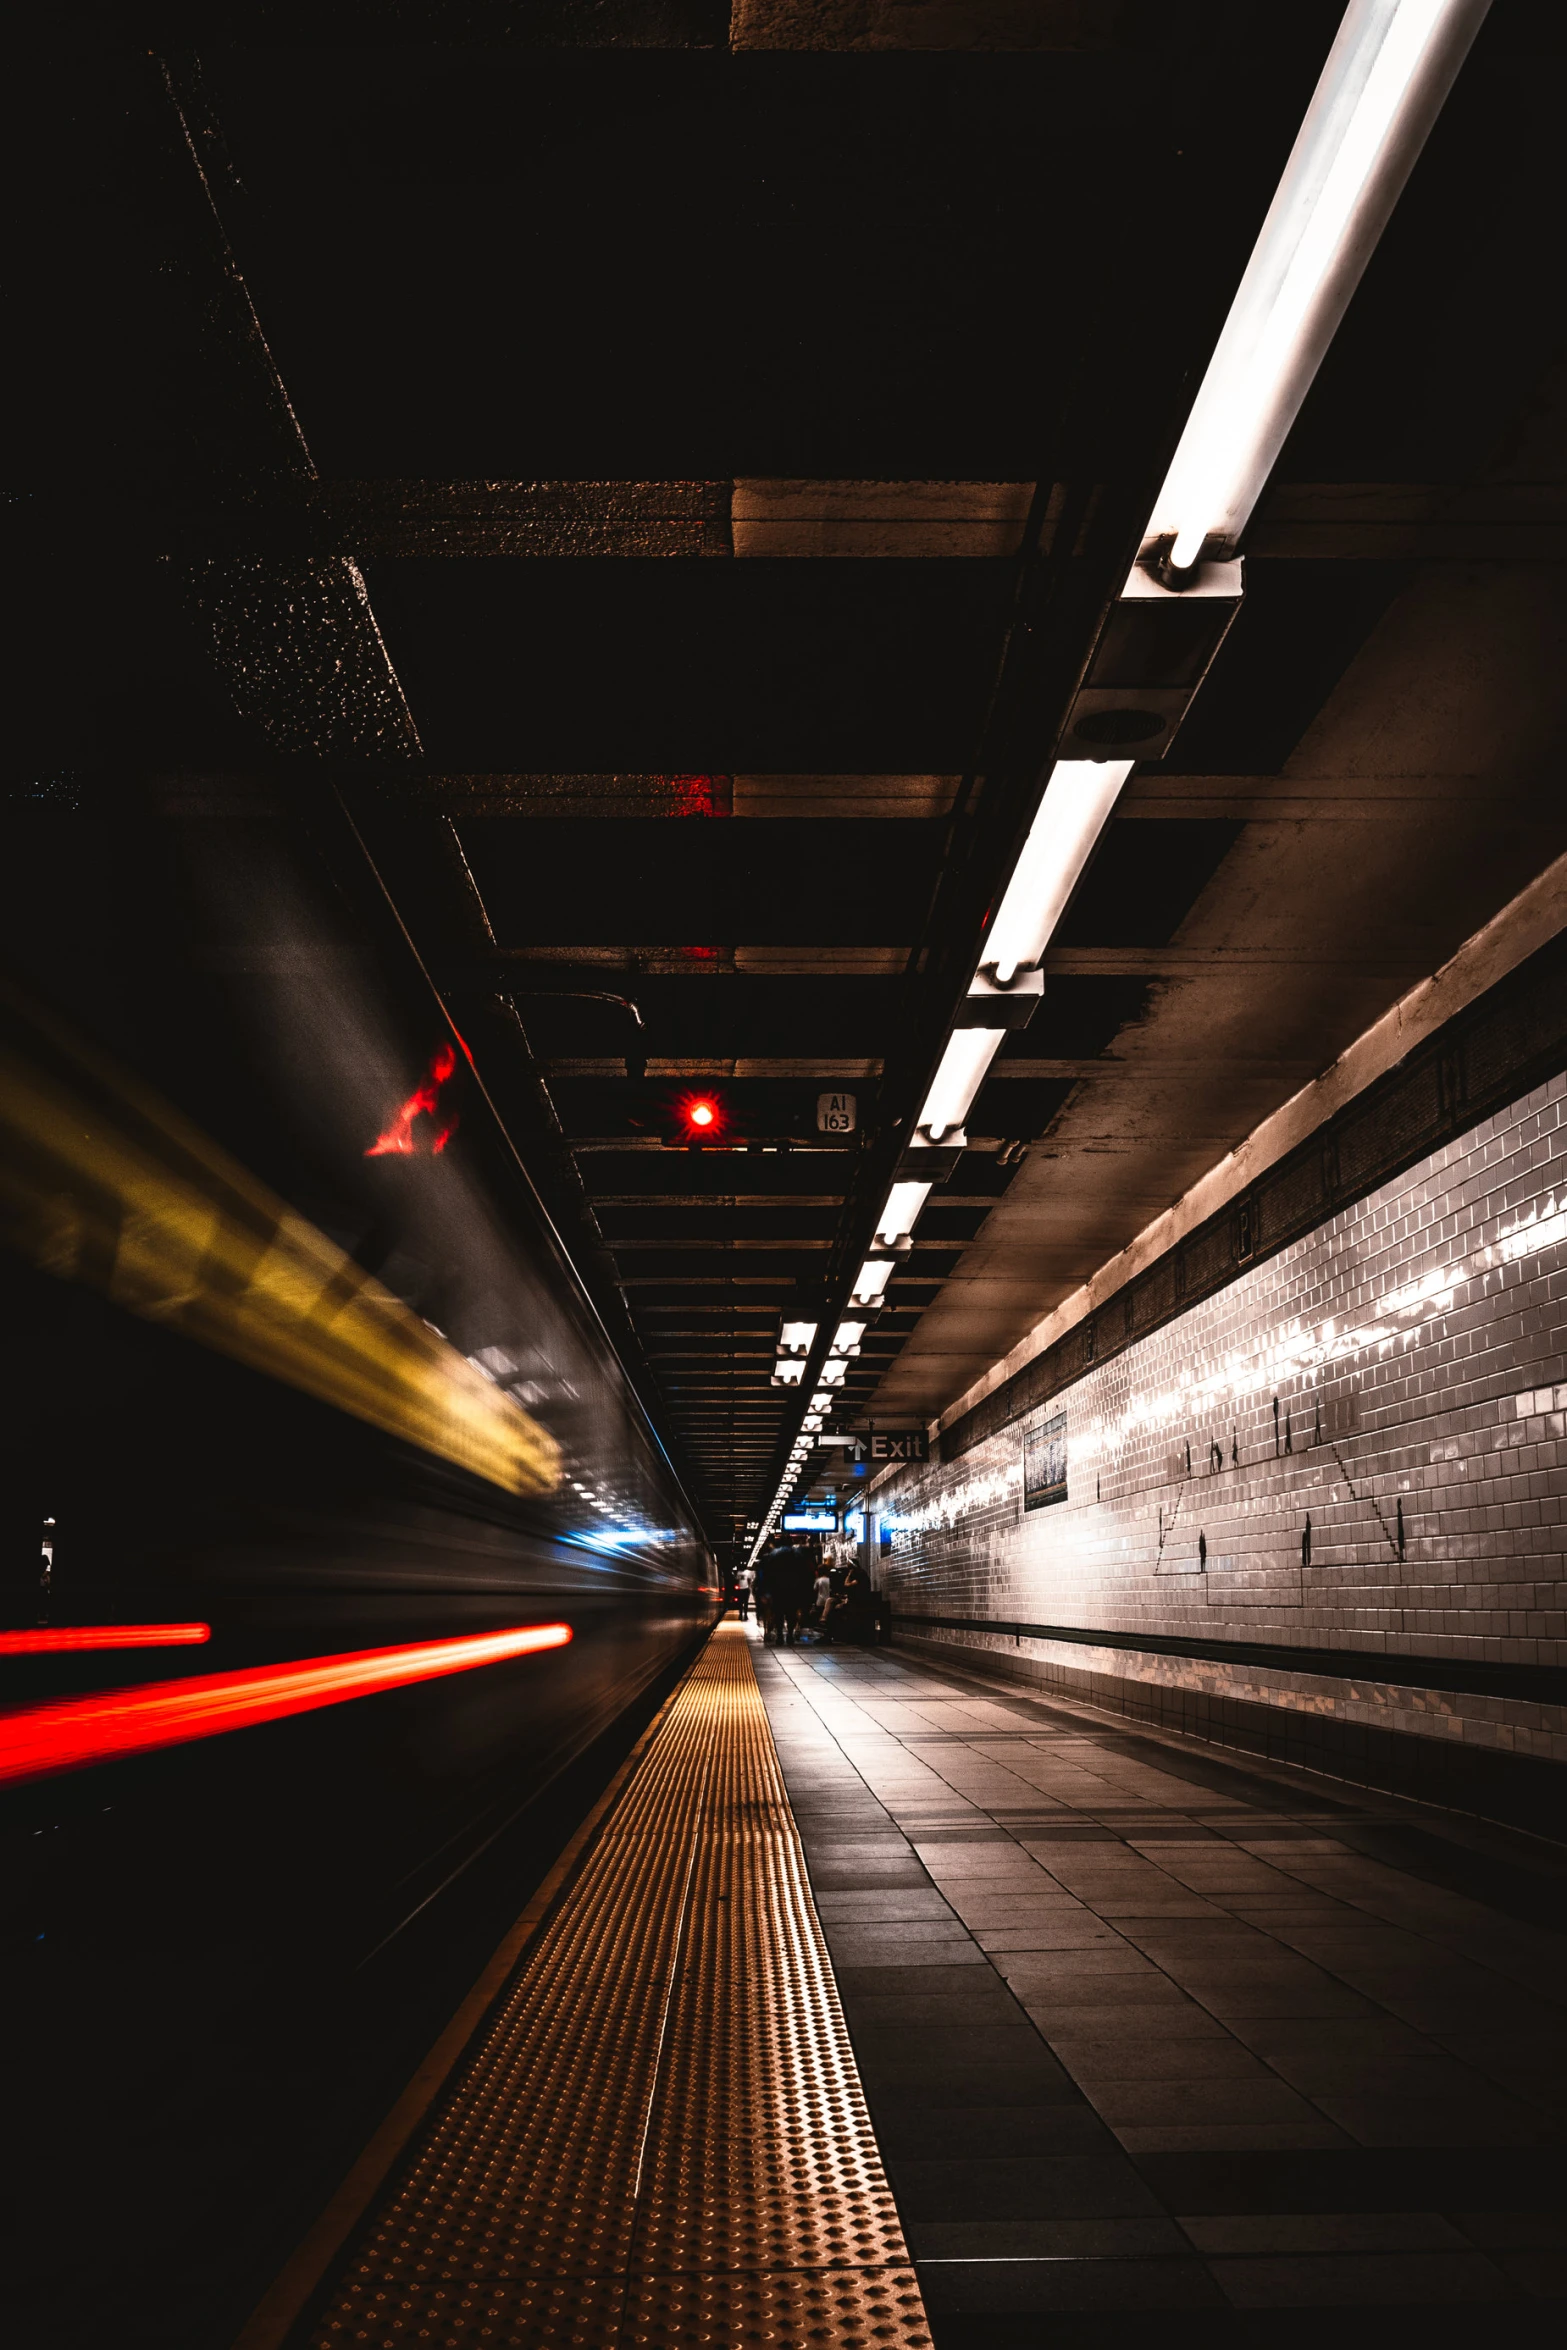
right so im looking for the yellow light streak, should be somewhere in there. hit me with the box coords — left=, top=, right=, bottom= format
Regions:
left=0, top=986, right=560, bottom=1498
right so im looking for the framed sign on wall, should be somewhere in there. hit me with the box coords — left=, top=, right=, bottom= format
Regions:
left=1024, top=1410, right=1067, bottom=1510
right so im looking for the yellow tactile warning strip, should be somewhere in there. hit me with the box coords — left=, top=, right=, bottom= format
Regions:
left=304, top=1624, right=931, bottom=2349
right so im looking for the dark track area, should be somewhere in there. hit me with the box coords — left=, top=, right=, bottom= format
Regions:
left=5, top=1619, right=708, bottom=2350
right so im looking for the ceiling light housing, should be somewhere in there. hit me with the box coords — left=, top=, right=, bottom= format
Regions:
left=958, top=966, right=1043, bottom=1026
left=1059, top=567, right=1243, bottom=764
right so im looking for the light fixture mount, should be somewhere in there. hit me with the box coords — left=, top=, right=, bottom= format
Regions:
left=957, top=967, right=1043, bottom=1027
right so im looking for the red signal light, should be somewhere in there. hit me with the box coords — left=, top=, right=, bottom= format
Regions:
left=676, top=1091, right=726, bottom=1141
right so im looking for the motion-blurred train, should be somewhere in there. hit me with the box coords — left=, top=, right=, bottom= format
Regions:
left=0, top=776, right=718, bottom=2348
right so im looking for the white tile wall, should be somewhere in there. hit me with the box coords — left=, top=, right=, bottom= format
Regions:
left=877, top=1074, right=1567, bottom=1761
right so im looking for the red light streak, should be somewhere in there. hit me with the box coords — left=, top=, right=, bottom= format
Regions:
left=366, top=1044, right=459, bottom=1157
left=0, top=1624, right=210, bottom=1655
left=0, top=1622, right=572, bottom=1787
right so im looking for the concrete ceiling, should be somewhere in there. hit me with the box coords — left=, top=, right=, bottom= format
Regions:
left=13, top=3, right=1566, bottom=1551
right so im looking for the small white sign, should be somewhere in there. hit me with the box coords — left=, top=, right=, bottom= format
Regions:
left=816, top=1091, right=857, bottom=1135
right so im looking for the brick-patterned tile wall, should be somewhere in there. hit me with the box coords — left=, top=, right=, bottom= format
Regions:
left=876, top=1073, right=1567, bottom=1768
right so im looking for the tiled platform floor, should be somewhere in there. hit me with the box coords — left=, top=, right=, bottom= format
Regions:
left=752, top=1628, right=1567, bottom=2343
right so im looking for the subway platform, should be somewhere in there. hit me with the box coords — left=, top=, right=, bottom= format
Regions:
left=242, top=1622, right=1567, bottom=2348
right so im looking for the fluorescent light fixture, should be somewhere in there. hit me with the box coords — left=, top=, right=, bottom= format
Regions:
left=917, top=1026, right=1002, bottom=1143
left=850, top=1257, right=895, bottom=1306
left=802, top=1413, right=824, bottom=1431
left=876, top=1182, right=931, bottom=1247
left=819, top=1360, right=847, bottom=1388
left=810, top=1391, right=832, bottom=1413
left=1145, top=0, right=1490, bottom=571
left=778, top=1319, right=817, bottom=1356
left=771, top=1359, right=805, bottom=1387
left=984, top=761, right=1134, bottom=988
left=832, top=1320, right=866, bottom=1355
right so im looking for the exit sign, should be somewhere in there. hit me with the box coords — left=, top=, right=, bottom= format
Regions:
left=816, top=1091, right=857, bottom=1134
left=861, top=1430, right=929, bottom=1463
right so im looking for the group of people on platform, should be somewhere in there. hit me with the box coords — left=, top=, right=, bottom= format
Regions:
left=732, top=1533, right=880, bottom=1647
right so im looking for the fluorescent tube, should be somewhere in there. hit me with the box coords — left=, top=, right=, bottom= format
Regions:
left=778, top=1319, right=817, bottom=1355
left=917, top=1026, right=1002, bottom=1143
left=1145, top=0, right=1491, bottom=571
left=850, top=1258, right=894, bottom=1307
left=876, top=1182, right=931, bottom=1247
left=983, top=761, right=1134, bottom=988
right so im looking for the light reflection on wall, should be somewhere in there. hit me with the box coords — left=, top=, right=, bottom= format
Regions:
left=1080, top=1190, right=1567, bottom=1480
left=881, top=1186, right=1567, bottom=1544
left=883, top=1462, right=1022, bottom=1542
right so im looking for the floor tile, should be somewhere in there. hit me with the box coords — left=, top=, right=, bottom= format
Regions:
left=883, top=2106, right=1117, bottom=2157
left=992, top=1948, right=1167, bottom=1982
left=807, top=1859, right=932, bottom=1887
left=866, top=2066, right=1098, bottom=2111
left=1310, top=2094, right=1554, bottom=2147
left=1228, top=2017, right=1437, bottom=2058
left=1084, top=2081, right=1325, bottom=2125
left=1015, top=1975, right=1199, bottom=2012
left=890, top=2155, right=1167, bottom=2221
left=836, top=1966, right=1023, bottom=2006
left=973, top=1924, right=1127, bottom=1952
left=1488, top=2247, right=1567, bottom=2297
left=813, top=1889, right=960, bottom=1920
left=1049, top=2040, right=1269, bottom=2083
left=1211, top=2249, right=1518, bottom=2305
left=1179, top=2212, right=1470, bottom=2254
left=828, top=1936, right=992, bottom=1969
left=921, top=1853, right=1059, bottom=1882
left=1451, top=2211, right=1567, bottom=2249
left=754, top=1643, right=1567, bottom=2326
left=908, top=2219, right=1189, bottom=2259
left=941, top=1894, right=1090, bottom=1923
left=1189, top=1983, right=1378, bottom=2018
left=1031, top=2003, right=1232, bottom=2039
left=917, top=2256, right=1224, bottom=2313
left=1115, top=2123, right=1349, bottom=2151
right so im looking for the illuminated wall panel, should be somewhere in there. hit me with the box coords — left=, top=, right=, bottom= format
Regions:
left=876, top=1072, right=1567, bottom=1791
